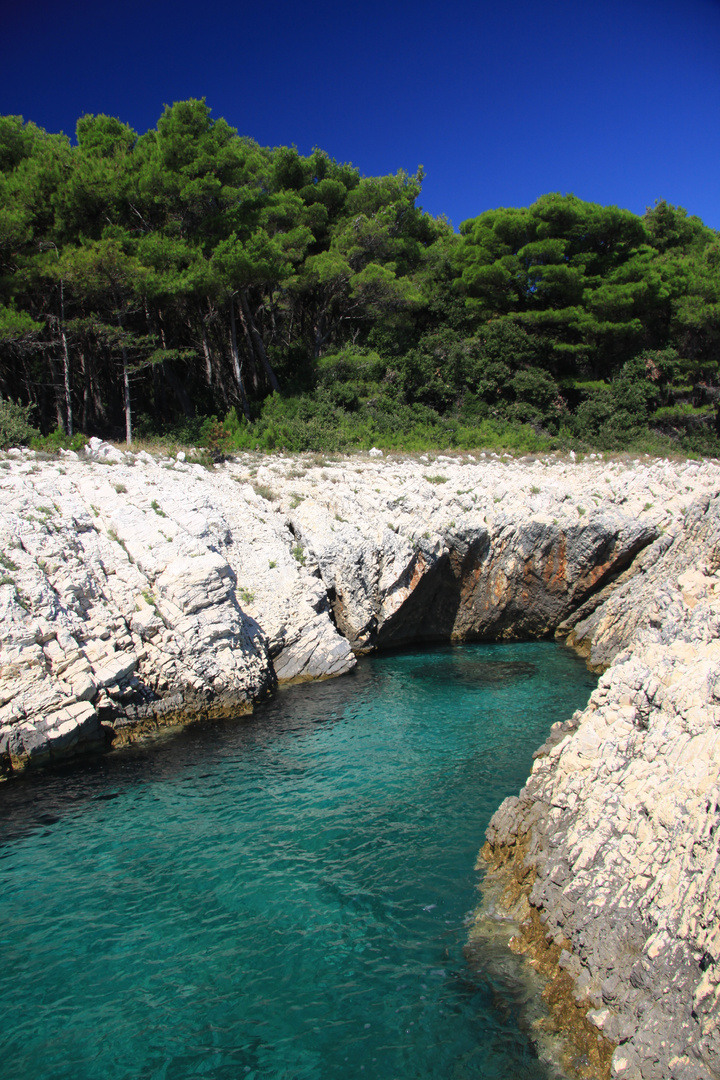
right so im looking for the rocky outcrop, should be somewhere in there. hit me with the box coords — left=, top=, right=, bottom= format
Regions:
left=287, top=466, right=659, bottom=650
left=0, top=443, right=354, bottom=770
left=0, top=443, right=717, bottom=781
left=3, top=441, right=720, bottom=1073
left=481, top=494, right=720, bottom=1080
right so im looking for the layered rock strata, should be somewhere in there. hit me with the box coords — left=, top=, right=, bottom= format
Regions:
left=482, top=494, right=720, bottom=1080
left=1, top=442, right=716, bottom=775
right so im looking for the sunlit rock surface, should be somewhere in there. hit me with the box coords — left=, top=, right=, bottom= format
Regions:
left=484, top=494, right=720, bottom=1080
left=0, top=443, right=716, bottom=772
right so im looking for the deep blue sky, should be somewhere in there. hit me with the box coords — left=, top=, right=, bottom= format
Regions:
left=2, top=0, right=719, bottom=229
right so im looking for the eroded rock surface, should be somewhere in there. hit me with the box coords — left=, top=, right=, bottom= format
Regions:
left=0, top=443, right=716, bottom=788
left=483, top=494, right=720, bottom=1080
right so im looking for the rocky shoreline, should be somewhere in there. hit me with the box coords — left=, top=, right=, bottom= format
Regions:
left=2, top=442, right=719, bottom=1078
left=480, top=493, right=720, bottom=1080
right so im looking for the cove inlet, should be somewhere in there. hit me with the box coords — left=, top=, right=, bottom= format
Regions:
left=0, top=641, right=596, bottom=1080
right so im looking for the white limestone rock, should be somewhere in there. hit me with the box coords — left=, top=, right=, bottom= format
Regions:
left=0, top=446, right=718, bottom=795
left=485, top=493, right=720, bottom=1080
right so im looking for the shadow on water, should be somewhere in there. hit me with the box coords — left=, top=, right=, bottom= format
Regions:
left=410, top=659, right=537, bottom=686
left=0, top=665, right=372, bottom=846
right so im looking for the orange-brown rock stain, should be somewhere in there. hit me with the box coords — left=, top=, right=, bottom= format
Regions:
left=491, top=568, right=509, bottom=606
left=542, top=535, right=569, bottom=592
left=408, top=551, right=427, bottom=592
left=576, top=558, right=614, bottom=594
left=458, top=559, right=484, bottom=615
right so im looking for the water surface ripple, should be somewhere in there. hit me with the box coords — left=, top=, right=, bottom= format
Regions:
left=0, top=642, right=596, bottom=1080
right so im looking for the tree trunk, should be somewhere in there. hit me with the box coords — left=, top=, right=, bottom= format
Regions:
left=123, top=350, right=132, bottom=446
left=314, top=314, right=327, bottom=359
left=200, top=314, right=213, bottom=385
left=48, top=355, right=66, bottom=432
left=239, top=288, right=280, bottom=393
left=229, top=297, right=251, bottom=420
left=157, top=307, right=195, bottom=420
left=78, top=348, right=90, bottom=430
left=89, top=349, right=106, bottom=425
left=117, top=311, right=132, bottom=446
left=59, top=278, right=72, bottom=437
left=235, top=294, right=259, bottom=392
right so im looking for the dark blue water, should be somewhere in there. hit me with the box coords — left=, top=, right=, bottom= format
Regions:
left=0, top=642, right=595, bottom=1080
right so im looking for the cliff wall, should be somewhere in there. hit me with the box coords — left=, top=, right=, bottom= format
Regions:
left=483, top=495, right=720, bottom=1080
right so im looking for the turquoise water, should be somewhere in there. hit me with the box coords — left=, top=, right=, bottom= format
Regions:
left=0, top=642, right=596, bottom=1080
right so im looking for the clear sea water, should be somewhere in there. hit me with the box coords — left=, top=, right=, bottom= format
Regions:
left=0, top=642, right=596, bottom=1080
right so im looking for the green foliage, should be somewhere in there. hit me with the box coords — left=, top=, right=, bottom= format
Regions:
left=199, top=415, right=231, bottom=454
left=0, top=306, right=42, bottom=341
left=0, top=103, right=718, bottom=457
left=292, top=543, right=306, bottom=565
left=0, top=399, right=39, bottom=448
left=0, top=551, right=18, bottom=572
left=215, top=395, right=555, bottom=455
left=30, top=428, right=88, bottom=453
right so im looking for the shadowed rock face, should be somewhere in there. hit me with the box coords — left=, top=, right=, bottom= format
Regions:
left=298, top=511, right=658, bottom=652
left=369, top=514, right=658, bottom=648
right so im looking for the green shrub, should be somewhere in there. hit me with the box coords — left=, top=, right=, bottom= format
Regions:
left=199, top=415, right=232, bottom=453
left=0, top=399, right=39, bottom=449
left=292, top=543, right=306, bottom=565
left=30, top=427, right=88, bottom=453
left=215, top=395, right=556, bottom=457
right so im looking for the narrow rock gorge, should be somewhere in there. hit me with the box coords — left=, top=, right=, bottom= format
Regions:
left=1, top=441, right=719, bottom=1080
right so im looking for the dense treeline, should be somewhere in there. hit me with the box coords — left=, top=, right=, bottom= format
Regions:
left=1, top=99, right=719, bottom=455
